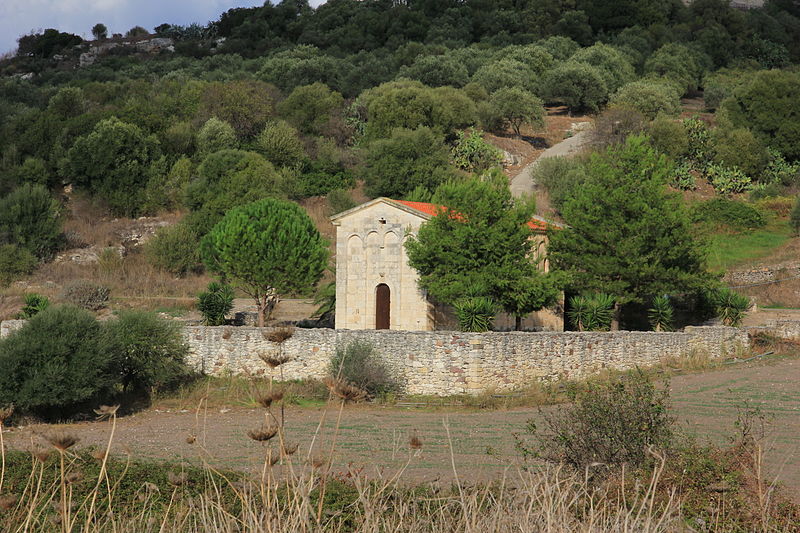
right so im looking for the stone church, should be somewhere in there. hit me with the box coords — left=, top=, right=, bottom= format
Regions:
left=330, top=198, right=564, bottom=331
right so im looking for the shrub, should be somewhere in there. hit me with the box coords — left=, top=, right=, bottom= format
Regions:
left=791, top=196, right=800, bottom=235
left=145, top=223, right=201, bottom=276
left=520, top=370, right=673, bottom=469
left=197, top=117, right=237, bottom=155
left=451, top=130, right=502, bottom=173
left=567, top=293, right=615, bottom=331
left=609, top=80, right=681, bottom=120
left=197, top=282, right=235, bottom=326
left=363, top=127, right=456, bottom=198
left=256, top=120, right=305, bottom=168
left=591, top=106, right=646, bottom=148
left=18, top=293, right=49, bottom=319
left=59, top=280, right=110, bottom=311
left=709, top=288, right=751, bottom=327
left=0, top=183, right=63, bottom=260
left=101, top=311, right=190, bottom=392
left=0, top=305, right=113, bottom=419
left=326, top=189, right=357, bottom=215
left=530, top=156, right=588, bottom=212
left=454, top=296, right=496, bottom=332
left=647, top=117, right=688, bottom=159
left=328, top=341, right=398, bottom=398
left=691, top=198, right=766, bottom=230
left=0, top=244, right=37, bottom=287
left=648, top=295, right=674, bottom=332
left=711, top=127, right=769, bottom=179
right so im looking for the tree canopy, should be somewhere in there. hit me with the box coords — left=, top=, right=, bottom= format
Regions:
left=548, top=135, right=713, bottom=328
left=405, top=174, right=563, bottom=329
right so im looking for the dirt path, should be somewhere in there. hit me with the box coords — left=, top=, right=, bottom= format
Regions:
left=509, top=129, right=592, bottom=199
left=5, top=358, right=800, bottom=495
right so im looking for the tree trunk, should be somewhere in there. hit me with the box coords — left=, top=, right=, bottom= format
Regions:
left=256, top=290, right=279, bottom=328
left=610, top=302, right=622, bottom=331
left=515, top=315, right=522, bottom=331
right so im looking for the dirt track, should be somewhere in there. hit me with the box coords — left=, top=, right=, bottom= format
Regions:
left=5, top=357, right=800, bottom=496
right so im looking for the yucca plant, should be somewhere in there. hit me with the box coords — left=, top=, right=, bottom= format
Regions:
left=570, top=293, right=615, bottom=331
left=197, top=282, right=235, bottom=326
left=17, top=293, right=50, bottom=319
left=567, top=295, right=589, bottom=331
left=648, top=295, right=674, bottom=332
left=585, top=293, right=615, bottom=331
left=711, top=288, right=751, bottom=327
left=454, top=296, right=496, bottom=332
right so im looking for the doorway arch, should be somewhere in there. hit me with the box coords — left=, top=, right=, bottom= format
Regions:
left=375, top=284, right=390, bottom=329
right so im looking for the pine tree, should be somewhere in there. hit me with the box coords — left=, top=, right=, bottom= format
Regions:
left=548, top=135, right=713, bottom=329
left=201, top=198, right=329, bottom=327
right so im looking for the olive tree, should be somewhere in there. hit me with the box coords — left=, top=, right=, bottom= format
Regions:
left=200, top=198, right=329, bottom=327
left=488, top=87, right=545, bottom=137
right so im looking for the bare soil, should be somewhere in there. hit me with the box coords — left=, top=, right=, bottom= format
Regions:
left=5, top=358, right=800, bottom=497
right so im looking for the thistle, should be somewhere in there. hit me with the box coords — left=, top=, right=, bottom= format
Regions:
left=256, top=390, right=284, bottom=409
left=46, top=432, right=79, bottom=452
left=324, top=377, right=367, bottom=403
left=247, top=424, right=278, bottom=442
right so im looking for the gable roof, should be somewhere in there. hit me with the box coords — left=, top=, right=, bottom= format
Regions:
left=330, top=197, right=561, bottom=232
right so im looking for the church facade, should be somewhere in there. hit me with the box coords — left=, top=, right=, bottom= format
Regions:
left=330, top=198, right=564, bottom=331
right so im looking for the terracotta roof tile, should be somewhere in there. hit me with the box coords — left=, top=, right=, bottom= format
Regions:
left=392, top=199, right=555, bottom=231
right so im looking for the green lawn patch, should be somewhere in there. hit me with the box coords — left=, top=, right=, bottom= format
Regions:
left=705, top=221, right=792, bottom=271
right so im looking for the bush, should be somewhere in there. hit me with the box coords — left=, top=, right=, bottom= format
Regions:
left=647, top=117, right=688, bottom=159
left=671, top=161, right=696, bottom=190
left=531, top=156, right=588, bottom=212
left=59, top=280, right=110, bottom=311
left=101, top=311, right=190, bottom=392
left=145, top=223, right=201, bottom=276
left=363, top=127, right=456, bottom=198
left=763, top=148, right=800, bottom=186
left=609, top=80, right=681, bottom=120
left=328, top=341, right=398, bottom=398
left=711, top=127, right=769, bottom=179
left=454, top=296, right=496, bottom=332
left=520, top=370, right=673, bottom=469
left=591, top=106, right=646, bottom=148
left=691, top=198, right=766, bottom=230
left=451, top=130, right=502, bottom=173
left=18, top=293, right=49, bottom=319
left=256, top=120, right=305, bottom=168
left=0, top=183, right=63, bottom=260
left=0, top=244, right=37, bottom=287
left=197, top=117, right=237, bottom=155
left=0, top=305, right=113, bottom=419
left=197, top=282, right=234, bottom=326
left=327, top=189, right=357, bottom=215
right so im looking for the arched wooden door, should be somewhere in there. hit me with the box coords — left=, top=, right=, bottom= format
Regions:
left=375, top=284, right=390, bottom=329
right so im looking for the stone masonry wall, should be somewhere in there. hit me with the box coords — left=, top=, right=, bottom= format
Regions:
left=0, top=320, right=748, bottom=396
left=180, top=326, right=748, bottom=396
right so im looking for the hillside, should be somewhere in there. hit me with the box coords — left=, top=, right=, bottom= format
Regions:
left=1, top=0, right=800, bottom=329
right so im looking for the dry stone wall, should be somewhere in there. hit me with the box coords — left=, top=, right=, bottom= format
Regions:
left=0, top=320, right=748, bottom=396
